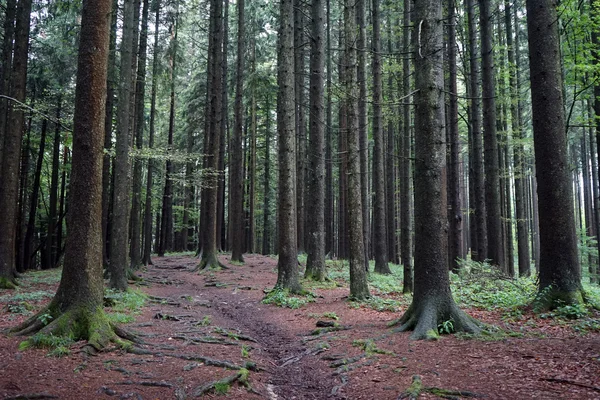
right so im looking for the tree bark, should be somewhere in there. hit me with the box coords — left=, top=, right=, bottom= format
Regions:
left=275, top=0, right=302, bottom=293
left=526, top=0, right=583, bottom=307
left=231, top=0, right=246, bottom=262
left=109, top=0, right=136, bottom=291
left=11, top=0, right=127, bottom=350
left=393, top=0, right=479, bottom=339
left=344, top=0, right=369, bottom=300
left=305, top=0, right=326, bottom=281
left=479, top=0, right=502, bottom=267
left=142, top=0, right=160, bottom=266
left=130, top=0, right=150, bottom=269
left=447, top=0, right=463, bottom=272
left=401, top=0, right=413, bottom=293
left=371, top=0, right=390, bottom=275
left=0, top=0, right=32, bottom=288
left=466, top=0, right=486, bottom=263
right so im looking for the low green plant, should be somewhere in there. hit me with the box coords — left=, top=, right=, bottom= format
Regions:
left=107, top=312, right=134, bottom=324
left=241, top=344, right=251, bottom=358
left=308, top=311, right=339, bottom=320
left=350, top=296, right=407, bottom=312
left=437, top=319, right=455, bottom=335
left=352, top=339, right=394, bottom=355
left=104, top=288, right=147, bottom=324
left=0, top=290, right=54, bottom=303
left=452, top=259, right=536, bottom=310
left=38, top=312, right=53, bottom=326
left=214, top=382, right=230, bottom=394
left=198, top=315, right=212, bottom=326
left=262, top=289, right=315, bottom=309
left=19, top=333, right=74, bottom=357
left=367, top=263, right=404, bottom=294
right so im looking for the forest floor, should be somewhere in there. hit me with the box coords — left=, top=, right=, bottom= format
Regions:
left=0, top=254, right=599, bottom=400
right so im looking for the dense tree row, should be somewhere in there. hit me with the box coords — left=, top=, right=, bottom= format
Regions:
left=0, top=0, right=598, bottom=341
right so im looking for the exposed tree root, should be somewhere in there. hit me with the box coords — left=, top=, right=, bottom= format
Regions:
left=4, top=393, right=58, bottom=400
left=172, top=335, right=239, bottom=346
left=0, top=276, right=18, bottom=289
left=9, top=304, right=137, bottom=353
left=390, top=298, right=481, bottom=340
left=194, top=252, right=227, bottom=271
left=192, top=370, right=249, bottom=397
left=399, top=375, right=484, bottom=399
left=541, top=377, right=600, bottom=393
left=126, top=347, right=259, bottom=371
left=117, top=380, right=174, bottom=388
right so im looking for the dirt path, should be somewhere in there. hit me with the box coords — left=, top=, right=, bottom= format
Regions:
left=1, top=254, right=599, bottom=399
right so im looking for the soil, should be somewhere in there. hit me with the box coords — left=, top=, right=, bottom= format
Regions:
left=1, top=254, right=599, bottom=400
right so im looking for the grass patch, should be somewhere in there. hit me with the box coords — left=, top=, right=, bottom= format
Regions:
left=350, top=295, right=409, bottom=312
left=104, top=288, right=147, bottom=324
left=368, top=263, right=403, bottom=295
left=352, top=338, right=394, bottom=356
left=308, top=311, right=339, bottom=320
left=19, top=333, right=74, bottom=357
left=262, top=289, right=315, bottom=309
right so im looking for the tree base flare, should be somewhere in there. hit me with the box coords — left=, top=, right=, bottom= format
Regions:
left=195, top=252, right=227, bottom=271
left=0, top=277, right=18, bottom=289
left=9, top=303, right=134, bottom=353
left=534, top=286, right=585, bottom=312
left=391, top=298, right=481, bottom=340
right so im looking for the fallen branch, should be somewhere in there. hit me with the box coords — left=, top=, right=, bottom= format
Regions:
left=541, top=377, right=600, bottom=393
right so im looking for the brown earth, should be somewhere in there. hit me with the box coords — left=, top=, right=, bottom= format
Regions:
left=0, top=254, right=599, bottom=400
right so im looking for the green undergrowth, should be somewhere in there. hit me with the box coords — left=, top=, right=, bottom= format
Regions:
left=19, top=332, right=75, bottom=357
left=308, top=311, right=339, bottom=320
left=349, top=295, right=409, bottom=312
left=104, top=288, right=147, bottom=324
left=1, top=290, right=55, bottom=317
left=352, top=338, right=395, bottom=356
left=451, top=259, right=537, bottom=311
left=262, top=288, right=316, bottom=309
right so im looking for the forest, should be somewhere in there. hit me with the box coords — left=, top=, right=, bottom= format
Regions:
left=0, top=0, right=599, bottom=398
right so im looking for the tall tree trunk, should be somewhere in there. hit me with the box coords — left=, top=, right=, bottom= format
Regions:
left=11, top=0, right=127, bottom=349
left=394, top=0, right=479, bottom=340
left=159, top=10, right=178, bottom=256
left=109, top=0, right=136, bottom=291
left=526, top=0, right=583, bottom=307
left=217, top=0, right=229, bottom=252
left=47, top=97, right=62, bottom=270
left=305, top=0, right=326, bottom=281
left=295, top=0, right=306, bottom=254
left=231, top=0, right=246, bottom=262
left=401, top=0, right=413, bottom=293
left=371, top=0, right=390, bottom=275
left=324, top=0, right=334, bottom=257
left=262, top=94, right=272, bottom=255
left=506, top=0, right=530, bottom=277
left=447, top=0, right=462, bottom=272
left=0, top=0, right=17, bottom=167
left=142, top=0, right=160, bottom=266
left=479, top=0, right=502, bottom=267
left=466, top=0, right=486, bottom=262
left=0, top=0, right=32, bottom=288
left=275, top=0, right=302, bottom=293
left=344, top=0, right=369, bottom=300
left=102, top=0, right=118, bottom=267
left=198, top=0, right=224, bottom=270
left=23, top=120, right=47, bottom=271
left=130, top=0, right=149, bottom=269
left=357, top=0, right=370, bottom=268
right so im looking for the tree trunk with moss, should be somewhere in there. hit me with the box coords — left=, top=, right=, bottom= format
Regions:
left=275, top=0, right=303, bottom=293
left=11, top=0, right=129, bottom=351
left=526, top=0, right=583, bottom=307
left=392, top=0, right=479, bottom=340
